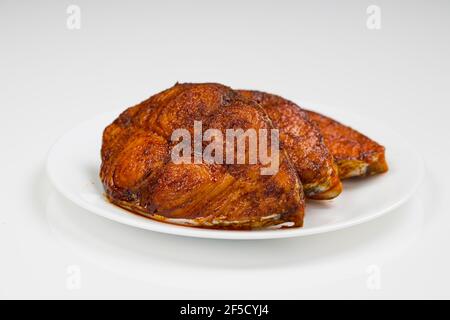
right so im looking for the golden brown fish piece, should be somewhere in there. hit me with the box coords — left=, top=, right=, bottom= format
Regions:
left=306, top=110, right=388, bottom=179
left=238, top=90, right=342, bottom=200
left=101, top=83, right=304, bottom=229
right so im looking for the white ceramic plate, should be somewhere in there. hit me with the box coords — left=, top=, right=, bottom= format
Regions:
left=46, top=105, right=424, bottom=240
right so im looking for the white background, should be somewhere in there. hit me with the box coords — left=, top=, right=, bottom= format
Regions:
left=0, top=0, right=449, bottom=299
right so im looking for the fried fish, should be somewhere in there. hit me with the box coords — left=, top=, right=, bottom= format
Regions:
left=306, top=110, right=388, bottom=179
left=101, top=83, right=305, bottom=229
left=238, top=90, right=342, bottom=200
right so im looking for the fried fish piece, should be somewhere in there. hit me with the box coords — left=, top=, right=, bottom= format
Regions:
left=306, top=110, right=388, bottom=179
left=238, top=90, right=342, bottom=200
left=101, top=83, right=304, bottom=229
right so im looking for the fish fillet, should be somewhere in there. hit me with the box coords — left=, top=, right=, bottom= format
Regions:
left=101, top=83, right=305, bottom=229
left=238, top=90, right=342, bottom=200
left=306, top=110, right=388, bottom=179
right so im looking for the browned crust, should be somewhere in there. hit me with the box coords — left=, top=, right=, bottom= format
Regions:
left=100, top=83, right=304, bottom=229
left=306, top=110, right=388, bottom=179
left=238, top=90, right=342, bottom=200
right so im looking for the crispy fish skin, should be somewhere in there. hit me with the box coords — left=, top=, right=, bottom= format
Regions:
left=101, top=83, right=305, bottom=229
left=306, top=110, right=388, bottom=179
left=238, top=90, right=342, bottom=200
